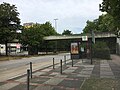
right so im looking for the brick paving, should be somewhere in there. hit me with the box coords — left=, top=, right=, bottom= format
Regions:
left=0, top=55, right=120, bottom=90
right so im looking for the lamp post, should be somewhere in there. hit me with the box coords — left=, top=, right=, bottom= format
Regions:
left=54, top=18, right=58, bottom=53
left=54, top=18, right=58, bottom=32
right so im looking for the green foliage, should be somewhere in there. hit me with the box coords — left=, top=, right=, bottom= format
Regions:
left=0, top=2, right=20, bottom=43
left=20, top=22, right=57, bottom=55
left=62, top=29, right=72, bottom=35
left=100, top=0, right=120, bottom=32
left=83, top=20, right=98, bottom=33
left=0, top=2, right=20, bottom=55
left=21, top=25, right=43, bottom=46
left=83, top=14, right=115, bottom=33
left=40, top=22, right=57, bottom=36
left=59, top=30, right=73, bottom=51
left=21, top=22, right=56, bottom=46
left=93, top=42, right=110, bottom=59
left=98, top=14, right=115, bottom=32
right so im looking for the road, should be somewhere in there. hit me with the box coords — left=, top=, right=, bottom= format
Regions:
left=0, top=53, right=70, bottom=82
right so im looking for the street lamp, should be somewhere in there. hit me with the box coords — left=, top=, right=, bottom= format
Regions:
left=54, top=18, right=58, bottom=32
left=54, top=18, right=58, bottom=53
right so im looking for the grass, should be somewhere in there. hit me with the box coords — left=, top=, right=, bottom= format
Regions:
left=0, top=55, right=30, bottom=61
left=0, top=52, right=59, bottom=61
left=81, top=78, right=120, bottom=90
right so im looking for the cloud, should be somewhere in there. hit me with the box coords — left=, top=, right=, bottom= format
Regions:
left=0, top=0, right=103, bottom=34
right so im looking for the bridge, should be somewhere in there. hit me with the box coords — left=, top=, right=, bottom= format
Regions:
left=44, top=32, right=117, bottom=54
left=44, top=33, right=116, bottom=40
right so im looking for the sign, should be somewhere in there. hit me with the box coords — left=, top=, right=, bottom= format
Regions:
left=71, top=43, right=79, bottom=54
left=16, top=44, right=20, bottom=48
left=82, top=36, right=88, bottom=41
left=81, top=47, right=84, bottom=52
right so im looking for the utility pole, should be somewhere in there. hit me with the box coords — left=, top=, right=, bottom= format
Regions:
left=90, top=37, right=93, bottom=65
left=90, top=30, right=95, bottom=64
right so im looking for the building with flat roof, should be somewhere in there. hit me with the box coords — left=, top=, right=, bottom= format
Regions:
left=23, top=22, right=34, bottom=28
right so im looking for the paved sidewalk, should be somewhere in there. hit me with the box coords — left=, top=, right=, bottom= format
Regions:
left=0, top=55, right=120, bottom=90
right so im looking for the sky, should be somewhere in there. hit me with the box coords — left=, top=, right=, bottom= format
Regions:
left=0, top=0, right=103, bottom=34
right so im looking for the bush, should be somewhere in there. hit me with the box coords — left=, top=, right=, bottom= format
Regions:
left=93, top=42, right=110, bottom=59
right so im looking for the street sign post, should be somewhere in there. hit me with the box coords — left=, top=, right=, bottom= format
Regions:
left=90, top=30, right=95, bottom=64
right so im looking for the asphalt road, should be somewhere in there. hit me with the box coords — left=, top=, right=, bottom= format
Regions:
left=0, top=53, right=70, bottom=72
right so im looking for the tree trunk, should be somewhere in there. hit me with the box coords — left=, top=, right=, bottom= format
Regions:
left=28, top=45, right=38, bottom=55
left=5, top=41, right=8, bottom=56
left=45, top=41, right=48, bottom=54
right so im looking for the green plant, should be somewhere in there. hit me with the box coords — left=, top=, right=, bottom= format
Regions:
left=93, top=42, right=110, bottom=59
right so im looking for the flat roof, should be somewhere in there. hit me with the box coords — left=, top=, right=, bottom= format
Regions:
left=44, top=33, right=116, bottom=40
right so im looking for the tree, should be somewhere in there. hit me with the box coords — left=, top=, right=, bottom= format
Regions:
left=93, top=41, right=110, bottom=59
left=83, top=14, right=115, bottom=33
left=20, top=22, right=57, bottom=55
left=100, top=0, right=120, bottom=33
left=21, top=25, right=43, bottom=55
left=62, top=30, right=72, bottom=35
left=0, top=2, right=20, bottom=55
left=83, top=20, right=98, bottom=33
left=40, top=22, right=57, bottom=36
left=98, top=14, right=115, bottom=32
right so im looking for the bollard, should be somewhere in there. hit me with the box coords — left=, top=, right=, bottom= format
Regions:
left=72, top=59, right=73, bottom=67
left=64, top=55, right=66, bottom=65
left=30, top=62, right=32, bottom=78
left=53, top=58, right=55, bottom=69
left=60, top=60, right=62, bottom=74
left=27, top=69, right=30, bottom=90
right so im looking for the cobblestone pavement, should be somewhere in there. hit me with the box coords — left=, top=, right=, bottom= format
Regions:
left=0, top=55, right=120, bottom=90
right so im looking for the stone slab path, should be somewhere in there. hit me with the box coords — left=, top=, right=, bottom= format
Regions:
left=0, top=55, right=120, bottom=90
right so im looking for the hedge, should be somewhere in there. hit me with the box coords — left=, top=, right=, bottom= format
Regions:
left=93, top=42, right=110, bottom=59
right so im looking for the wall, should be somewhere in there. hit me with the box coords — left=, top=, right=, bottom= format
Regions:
left=116, top=38, right=120, bottom=55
